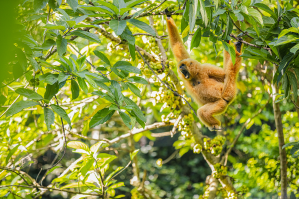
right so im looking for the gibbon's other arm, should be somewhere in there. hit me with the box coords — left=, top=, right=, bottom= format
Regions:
left=166, top=17, right=190, bottom=62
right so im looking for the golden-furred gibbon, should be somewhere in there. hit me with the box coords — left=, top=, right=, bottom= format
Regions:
left=166, top=16, right=242, bottom=131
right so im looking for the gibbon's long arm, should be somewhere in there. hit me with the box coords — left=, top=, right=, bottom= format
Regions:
left=166, top=17, right=190, bottom=62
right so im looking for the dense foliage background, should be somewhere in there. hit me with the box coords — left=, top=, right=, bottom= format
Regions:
left=1, top=0, right=299, bottom=198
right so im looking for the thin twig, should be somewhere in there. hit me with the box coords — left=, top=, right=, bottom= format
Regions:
left=162, top=150, right=179, bottom=164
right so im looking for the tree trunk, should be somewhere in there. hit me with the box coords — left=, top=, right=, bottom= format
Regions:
left=272, top=82, right=288, bottom=199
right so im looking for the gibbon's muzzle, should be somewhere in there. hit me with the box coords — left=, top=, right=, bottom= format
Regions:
left=179, top=64, right=190, bottom=79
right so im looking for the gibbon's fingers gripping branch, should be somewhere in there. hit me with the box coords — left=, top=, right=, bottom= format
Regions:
left=166, top=16, right=242, bottom=131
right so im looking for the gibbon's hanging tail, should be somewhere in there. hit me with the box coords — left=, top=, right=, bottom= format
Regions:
left=166, top=14, right=242, bottom=131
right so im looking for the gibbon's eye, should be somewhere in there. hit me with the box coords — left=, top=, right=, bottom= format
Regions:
left=179, top=64, right=190, bottom=79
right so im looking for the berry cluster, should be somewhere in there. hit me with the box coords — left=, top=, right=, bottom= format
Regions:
left=203, top=135, right=226, bottom=156
left=212, top=163, right=227, bottom=179
left=131, top=188, right=144, bottom=199
left=193, top=144, right=202, bottom=154
left=178, top=113, right=194, bottom=138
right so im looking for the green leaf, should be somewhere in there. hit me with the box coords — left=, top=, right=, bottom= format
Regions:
left=290, top=43, right=299, bottom=54
left=247, top=7, right=263, bottom=25
left=110, top=19, right=127, bottom=35
left=269, top=35, right=299, bottom=46
left=243, top=0, right=251, bottom=6
left=90, top=108, right=115, bottom=128
left=71, top=80, right=79, bottom=100
left=124, top=97, right=146, bottom=122
left=58, top=72, right=69, bottom=83
left=94, top=50, right=111, bottom=66
left=43, top=24, right=66, bottom=30
left=114, top=61, right=140, bottom=74
left=80, top=158, right=94, bottom=176
left=120, top=28, right=135, bottom=45
left=110, top=182, right=125, bottom=189
left=127, top=76, right=147, bottom=84
left=15, top=88, right=43, bottom=100
left=70, top=30, right=101, bottom=43
left=290, top=144, right=299, bottom=156
left=119, top=111, right=131, bottom=129
left=254, top=3, right=276, bottom=20
left=56, top=35, right=67, bottom=57
left=85, top=75, right=98, bottom=89
left=278, top=27, right=299, bottom=39
left=67, top=0, right=78, bottom=11
left=97, top=1, right=119, bottom=14
left=46, top=166, right=62, bottom=176
left=213, top=9, right=226, bottom=17
left=191, top=28, right=201, bottom=50
left=288, top=72, right=298, bottom=102
left=283, top=142, right=298, bottom=149
left=189, top=0, right=198, bottom=31
left=6, top=101, right=40, bottom=117
left=199, top=0, right=208, bottom=27
left=291, top=17, right=299, bottom=28
left=44, top=82, right=59, bottom=101
left=44, top=107, right=54, bottom=130
left=222, top=41, right=236, bottom=65
left=77, top=77, right=88, bottom=94
left=129, top=44, right=135, bottom=60
left=67, top=141, right=89, bottom=151
left=130, top=149, right=139, bottom=160
left=50, top=104, right=72, bottom=127
left=61, top=182, right=96, bottom=189
left=127, top=83, right=141, bottom=97
left=44, top=74, right=58, bottom=85
left=104, top=167, right=123, bottom=184
left=6, top=145, right=20, bottom=164
left=128, top=19, right=156, bottom=36
left=127, top=0, right=148, bottom=8
left=34, top=0, right=48, bottom=11
left=80, top=5, right=114, bottom=16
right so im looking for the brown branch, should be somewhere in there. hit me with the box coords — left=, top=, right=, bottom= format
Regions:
left=203, top=176, right=219, bottom=199
left=272, top=70, right=288, bottom=199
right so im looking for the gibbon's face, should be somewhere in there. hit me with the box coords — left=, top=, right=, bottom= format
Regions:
left=178, top=58, right=201, bottom=87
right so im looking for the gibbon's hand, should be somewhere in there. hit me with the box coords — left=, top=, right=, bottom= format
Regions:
left=164, top=8, right=172, bottom=19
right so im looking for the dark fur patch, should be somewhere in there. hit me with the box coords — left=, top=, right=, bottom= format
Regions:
left=235, top=41, right=242, bottom=53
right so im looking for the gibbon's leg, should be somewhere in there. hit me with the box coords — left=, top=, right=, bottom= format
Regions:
left=222, top=41, right=242, bottom=103
left=166, top=17, right=190, bottom=62
left=197, top=99, right=227, bottom=131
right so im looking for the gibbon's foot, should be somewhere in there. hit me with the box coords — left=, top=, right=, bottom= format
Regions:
left=179, top=64, right=190, bottom=79
left=208, top=125, right=222, bottom=131
left=235, top=41, right=242, bottom=53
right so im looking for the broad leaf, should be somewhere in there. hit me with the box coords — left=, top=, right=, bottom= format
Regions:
left=191, top=28, right=201, bottom=50
left=71, top=80, right=79, bottom=100
left=114, top=61, right=140, bottom=74
left=15, top=88, right=43, bottom=100
left=127, top=83, right=141, bottom=97
left=67, top=141, right=89, bottom=151
left=119, top=111, right=131, bottom=129
left=44, top=107, right=54, bottom=130
left=128, top=19, right=156, bottom=36
left=90, top=108, right=115, bottom=128
left=6, top=101, right=40, bottom=117
left=70, top=30, right=101, bottom=43
left=110, top=19, right=127, bottom=35
left=77, top=77, right=88, bottom=94
left=189, top=0, right=198, bottom=31
left=44, top=82, right=59, bottom=101
left=67, top=0, right=78, bottom=11
left=94, top=50, right=111, bottom=66
left=127, top=76, right=147, bottom=84
left=56, top=35, right=67, bottom=57
left=50, top=104, right=72, bottom=127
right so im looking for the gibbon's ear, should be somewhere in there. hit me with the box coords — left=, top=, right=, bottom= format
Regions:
left=166, top=17, right=190, bottom=62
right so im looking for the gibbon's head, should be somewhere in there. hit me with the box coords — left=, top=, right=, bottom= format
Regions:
left=178, top=58, right=200, bottom=81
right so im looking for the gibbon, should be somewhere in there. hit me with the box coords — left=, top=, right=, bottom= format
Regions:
left=166, top=16, right=242, bottom=131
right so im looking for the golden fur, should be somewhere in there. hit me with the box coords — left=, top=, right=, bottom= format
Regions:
left=166, top=17, right=242, bottom=131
